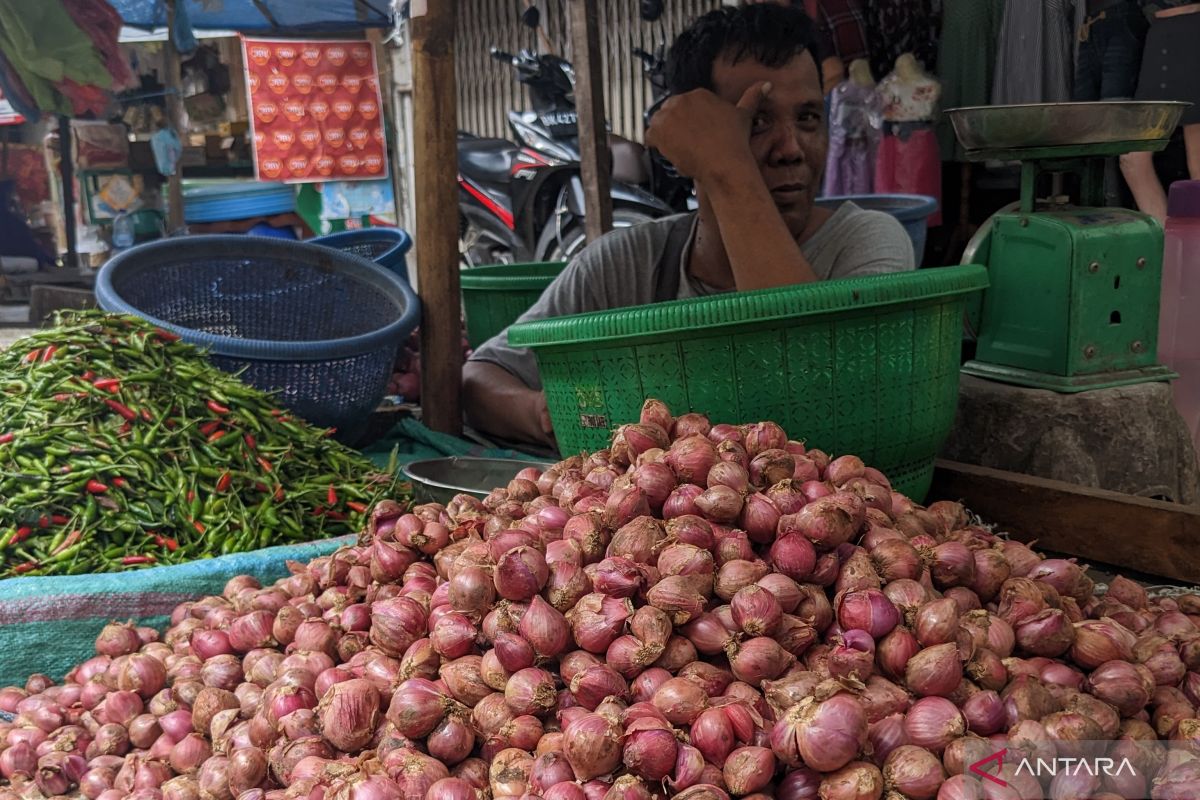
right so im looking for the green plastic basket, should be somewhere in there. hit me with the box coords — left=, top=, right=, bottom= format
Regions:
left=508, top=265, right=989, bottom=500
left=461, top=261, right=567, bottom=349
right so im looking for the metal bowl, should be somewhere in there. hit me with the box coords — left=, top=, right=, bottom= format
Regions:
left=402, top=457, right=553, bottom=505
left=946, top=101, right=1189, bottom=152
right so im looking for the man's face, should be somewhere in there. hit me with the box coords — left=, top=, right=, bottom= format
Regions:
left=709, top=51, right=828, bottom=240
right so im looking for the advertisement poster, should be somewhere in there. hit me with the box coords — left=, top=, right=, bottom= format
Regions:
left=241, top=37, right=387, bottom=183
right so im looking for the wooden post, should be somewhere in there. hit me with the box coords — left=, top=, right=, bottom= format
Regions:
left=411, top=0, right=463, bottom=437
left=568, top=0, right=612, bottom=241
left=164, top=0, right=186, bottom=233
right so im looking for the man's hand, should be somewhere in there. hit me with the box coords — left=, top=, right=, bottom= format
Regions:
left=645, top=81, right=772, bottom=183
left=463, top=361, right=557, bottom=449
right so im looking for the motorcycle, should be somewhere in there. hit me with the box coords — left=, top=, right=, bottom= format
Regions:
left=488, top=0, right=696, bottom=216
left=458, top=6, right=672, bottom=265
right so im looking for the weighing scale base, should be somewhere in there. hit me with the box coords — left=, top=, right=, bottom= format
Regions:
left=960, top=361, right=1177, bottom=393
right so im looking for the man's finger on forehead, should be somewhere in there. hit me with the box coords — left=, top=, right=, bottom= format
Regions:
left=736, top=80, right=773, bottom=110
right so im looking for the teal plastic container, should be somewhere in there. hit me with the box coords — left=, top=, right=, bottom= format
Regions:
left=508, top=265, right=988, bottom=500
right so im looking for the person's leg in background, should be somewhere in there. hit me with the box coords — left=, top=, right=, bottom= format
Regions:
left=1121, top=150, right=1169, bottom=220
left=1185, top=124, right=1200, bottom=179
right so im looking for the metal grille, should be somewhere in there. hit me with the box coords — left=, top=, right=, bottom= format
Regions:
left=455, top=0, right=724, bottom=143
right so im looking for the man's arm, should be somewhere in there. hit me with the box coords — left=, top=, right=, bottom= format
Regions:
left=646, top=83, right=819, bottom=291
left=463, top=361, right=555, bottom=448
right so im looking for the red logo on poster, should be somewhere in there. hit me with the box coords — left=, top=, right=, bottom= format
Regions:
left=316, top=155, right=336, bottom=176
left=273, top=129, right=296, bottom=149
left=372, top=127, right=385, bottom=144
left=326, top=46, right=348, bottom=67
left=287, top=155, right=311, bottom=176
left=366, top=75, right=379, bottom=92
left=342, top=74, right=363, bottom=95
left=308, top=99, right=331, bottom=121
left=349, top=127, right=371, bottom=148
left=357, top=99, right=379, bottom=120
left=317, top=73, right=339, bottom=94
left=275, top=45, right=298, bottom=66
left=338, top=154, right=361, bottom=174
left=283, top=100, right=306, bottom=122
left=363, top=153, right=384, bottom=174
left=267, top=73, right=290, bottom=95
left=351, top=45, right=372, bottom=67
left=292, top=73, right=313, bottom=94
left=299, top=128, right=321, bottom=149
left=254, top=131, right=266, bottom=148
left=248, top=73, right=261, bottom=93
left=333, top=100, right=355, bottom=121
left=249, top=44, right=272, bottom=66
left=261, top=158, right=284, bottom=178
left=324, top=127, right=346, bottom=147
left=255, top=101, right=279, bottom=123
left=302, top=46, right=323, bottom=66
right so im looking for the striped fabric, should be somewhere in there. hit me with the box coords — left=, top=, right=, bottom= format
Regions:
left=817, top=0, right=871, bottom=66
left=992, top=0, right=1075, bottom=104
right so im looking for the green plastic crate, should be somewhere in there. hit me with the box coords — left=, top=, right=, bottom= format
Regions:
left=508, top=265, right=989, bottom=500
left=461, top=262, right=567, bottom=349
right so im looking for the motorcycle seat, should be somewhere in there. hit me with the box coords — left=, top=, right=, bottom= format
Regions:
left=458, top=138, right=518, bottom=184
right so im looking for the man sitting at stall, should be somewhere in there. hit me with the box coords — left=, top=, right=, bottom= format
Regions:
left=463, top=2, right=914, bottom=449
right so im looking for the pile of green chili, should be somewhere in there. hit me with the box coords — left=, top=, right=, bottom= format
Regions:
left=0, top=311, right=400, bottom=577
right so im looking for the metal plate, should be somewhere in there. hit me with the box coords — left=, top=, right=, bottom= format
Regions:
left=946, top=102, right=1189, bottom=153
left=402, top=456, right=553, bottom=505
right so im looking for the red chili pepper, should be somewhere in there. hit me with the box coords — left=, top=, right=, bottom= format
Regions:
left=273, top=485, right=285, bottom=503
left=104, top=399, right=137, bottom=421
left=206, top=399, right=231, bottom=415
left=254, top=482, right=269, bottom=493
left=86, top=480, right=109, bottom=494
left=165, top=419, right=177, bottom=429
left=119, top=421, right=133, bottom=436
left=186, top=490, right=195, bottom=504
left=327, top=485, right=337, bottom=506
left=154, top=329, right=181, bottom=342
left=140, top=408, right=153, bottom=423
left=152, top=534, right=180, bottom=552
left=81, top=370, right=95, bottom=381
left=12, top=561, right=39, bottom=574
left=326, top=510, right=347, bottom=522
left=323, top=427, right=337, bottom=438
left=257, top=456, right=273, bottom=474
left=199, top=420, right=221, bottom=436
left=60, top=465, right=72, bottom=474
left=270, top=409, right=284, bottom=418
left=50, top=515, right=69, bottom=526
left=122, top=555, right=156, bottom=565
left=52, top=393, right=73, bottom=402
left=41, top=345, right=57, bottom=363
left=37, top=515, right=49, bottom=529
left=13, top=527, right=32, bottom=544
left=0, top=433, right=13, bottom=445
left=193, top=521, right=207, bottom=534
left=93, top=378, right=121, bottom=392
left=216, top=472, right=232, bottom=493
left=207, top=429, right=227, bottom=444
left=346, top=501, right=368, bottom=514
left=312, top=506, right=326, bottom=517
left=23, top=349, right=41, bottom=363
left=112, top=477, right=128, bottom=489
left=51, top=530, right=81, bottom=555
left=243, top=434, right=257, bottom=449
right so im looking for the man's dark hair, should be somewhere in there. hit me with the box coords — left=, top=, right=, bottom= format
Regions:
left=666, top=4, right=821, bottom=95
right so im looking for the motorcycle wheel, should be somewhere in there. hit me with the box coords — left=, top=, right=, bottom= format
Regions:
left=534, top=208, right=659, bottom=262
left=459, top=216, right=516, bottom=268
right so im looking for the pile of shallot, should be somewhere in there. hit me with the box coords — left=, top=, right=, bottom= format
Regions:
left=2, top=397, right=1199, bottom=800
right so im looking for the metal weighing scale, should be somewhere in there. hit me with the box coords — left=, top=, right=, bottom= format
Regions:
left=948, top=101, right=1189, bottom=391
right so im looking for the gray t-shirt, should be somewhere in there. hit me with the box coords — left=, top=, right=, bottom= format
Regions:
left=470, top=202, right=916, bottom=389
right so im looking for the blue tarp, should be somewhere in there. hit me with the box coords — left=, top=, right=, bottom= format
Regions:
left=109, top=0, right=392, bottom=33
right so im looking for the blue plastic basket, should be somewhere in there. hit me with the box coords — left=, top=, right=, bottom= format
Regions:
left=309, top=228, right=413, bottom=283
left=95, top=236, right=421, bottom=439
left=816, top=194, right=938, bottom=265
